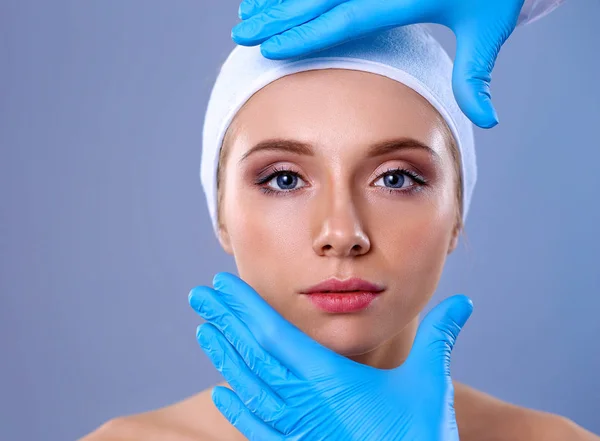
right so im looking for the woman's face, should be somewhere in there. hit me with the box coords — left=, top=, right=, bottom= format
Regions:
left=218, top=69, right=460, bottom=364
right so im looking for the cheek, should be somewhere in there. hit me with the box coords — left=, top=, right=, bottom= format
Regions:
left=222, top=191, right=307, bottom=324
left=371, top=193, right=455, bottom=284
left=224, top=185, right=307, bottom=265
left=370, top=201, right=455, bottom=338
left=388, top=208, right=453, bottom=257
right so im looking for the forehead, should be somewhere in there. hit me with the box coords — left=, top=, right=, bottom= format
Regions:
left=228, top=69, right=450, bottom=160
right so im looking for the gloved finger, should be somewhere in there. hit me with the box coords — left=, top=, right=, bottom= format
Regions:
left=452, top=24, right=506, bottom=128
left=238, top=0, right=282, bottom=20
left=211, top=386, right=285, bottom=441
left=189, top=286, right=297, bottom=389
left=238, top=0, right=333, bottom=21
left=213, top=272, right=342, bottom=379
left=259, top=0, right=426, bottom=60
left=407, top=294, right=473, bottom=374
left=197, top=323, right=288, bottom=426
left=232, top=0, right=345, bottom=47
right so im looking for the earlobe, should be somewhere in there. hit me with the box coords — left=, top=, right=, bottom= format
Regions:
left=217, top=224, right=234, bottom=255
left=447, top=225, right=460, bottom=255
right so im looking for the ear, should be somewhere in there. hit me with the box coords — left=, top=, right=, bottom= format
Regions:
left=217, top=223, right=234, bottom=256
left=447, top=222, right=460, bottom=255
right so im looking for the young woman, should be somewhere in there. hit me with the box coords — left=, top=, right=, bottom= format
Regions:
left=82, top=21, right=597, bottom=441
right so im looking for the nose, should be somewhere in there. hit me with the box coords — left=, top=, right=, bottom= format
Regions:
left=312, top=192, right=371, bottom=258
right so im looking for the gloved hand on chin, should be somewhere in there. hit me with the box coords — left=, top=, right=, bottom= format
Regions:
left=189, top=272, right=473, bottom=441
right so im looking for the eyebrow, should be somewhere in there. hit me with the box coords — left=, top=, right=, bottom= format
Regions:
left=238, top=137, right=440, bottom=164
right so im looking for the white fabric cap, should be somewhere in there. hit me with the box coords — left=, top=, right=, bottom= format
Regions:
left=201, top=24, right=476, bottom=238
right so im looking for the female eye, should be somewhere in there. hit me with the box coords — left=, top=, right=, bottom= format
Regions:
left=373, top=168, right=427, bottom=194
left=256, top=166, right=307, bottom=195
left=256, top=166, right=426, bottom=197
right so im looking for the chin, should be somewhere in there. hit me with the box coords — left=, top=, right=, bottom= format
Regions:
left=302, top=317, right=389, bottom=358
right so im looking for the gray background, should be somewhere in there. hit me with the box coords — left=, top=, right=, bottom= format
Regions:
left=1, top=1, right=599, bottom=440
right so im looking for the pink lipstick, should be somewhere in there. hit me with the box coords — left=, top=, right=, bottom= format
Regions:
left=300, top=277, right=384, bottom=313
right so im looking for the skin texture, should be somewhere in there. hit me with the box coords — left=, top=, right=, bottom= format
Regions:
left=79, top=69, right=599, bottom=441
left=217, top=68, right=461, bottom=369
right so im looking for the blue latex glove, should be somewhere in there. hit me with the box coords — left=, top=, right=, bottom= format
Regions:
left=189, top=272, right=474, bottom=441
left=231, top=0, right=528, bottom=129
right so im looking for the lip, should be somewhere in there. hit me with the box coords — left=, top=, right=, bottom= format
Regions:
left=305, top=292, right=380, bottom=313
left=300, top=277, right=385, bottom=294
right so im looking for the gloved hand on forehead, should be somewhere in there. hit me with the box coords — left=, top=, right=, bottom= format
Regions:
left=231, top=0, right=564, bottom=129
left=189, top=272, right=474, bottom=441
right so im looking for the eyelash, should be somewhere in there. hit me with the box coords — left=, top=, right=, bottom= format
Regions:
left=254, top=165, right=428, bottom=197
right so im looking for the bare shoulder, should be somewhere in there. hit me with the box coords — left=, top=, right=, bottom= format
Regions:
left=524, top=412, right=599, bottom=441
left=78, top=381, right=597, bottom=441
left=77, top=386, right=229, bottom=441
left=454, top=382, right=599, bottom=441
